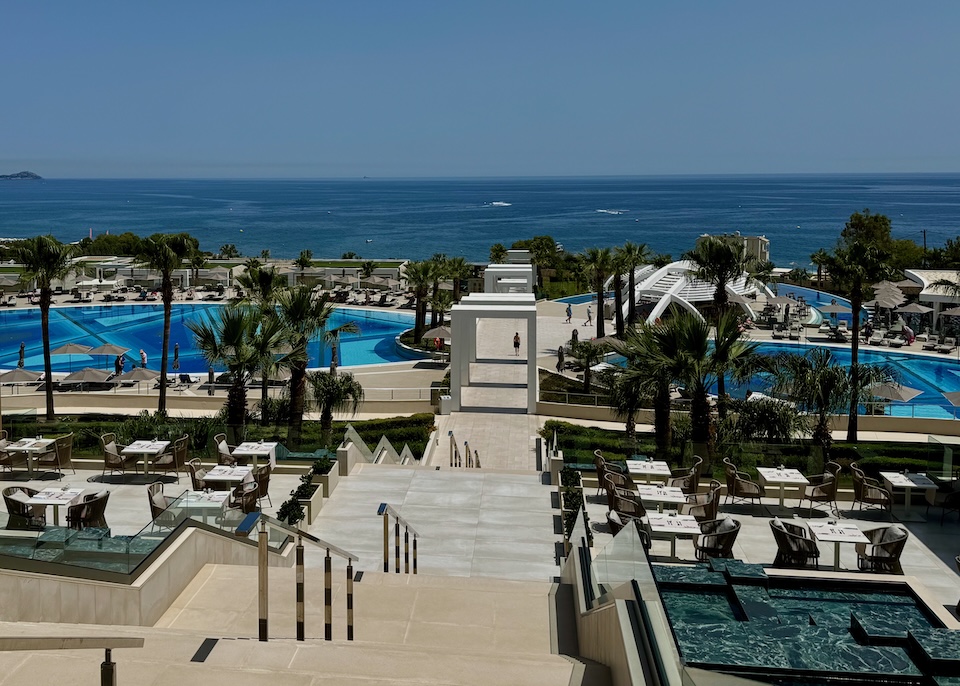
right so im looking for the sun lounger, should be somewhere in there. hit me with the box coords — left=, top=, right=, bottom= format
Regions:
left=922, top=338, right=939, bottom=351
left=788, top=325, right=801, bottom=341
left=771, top=327, right=787, bottom=340
left=868, top=332, right=884, bottom=346
left=937, top=337, right=957, bottom=354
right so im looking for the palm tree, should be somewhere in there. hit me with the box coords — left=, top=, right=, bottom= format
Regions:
left=711, top=311, right=762, bottom=422
left=187, top=306, right=288, bottom=438
left=684, top=236, right=759, bottom=317
left=323, top=321, right=360, bottom=377
left=236, top=265, right=288, bottom=423
left=569, top=340, right=608, bottom=394
left=811, top=249, right=829, bottom=290
left=137, top=234, right=193, bottom=413
left=664, top=312, right=715, bottom=452
left=616, top=241, right=650, bottom=326
left=359, top=260, right=378, bottom=280
left=446, top=256, right=472, bottom=302
left=431, top=290, right=453, bottom=326
left=15, top=236, right=77, bottom=420
left=276, top=286, right=336, bottom=448
left=605, top=366, right=645, bottom=446
left=189, top=252, right=207, bottom=285
left=243, top=257, right=262, bottom=272
left=489, top=243, right=508, bottom=264
left=428, top=254, right=447, bottom=327
left=309, top=370, right=364, bottom=446
left=404, top=261, right=432, bottom=341
left=580, top=247, right=613, bottom=338
left=610, top=252, right=626, bottom=338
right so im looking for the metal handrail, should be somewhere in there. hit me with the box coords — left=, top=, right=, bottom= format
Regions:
left=378, top=502, right=419, bottom=575
left=258, top=513, right=359, bottom=561
left=0, top=636, right=144, bottom=685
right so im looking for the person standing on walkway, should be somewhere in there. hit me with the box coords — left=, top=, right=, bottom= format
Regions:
left=565, top=303, right=572, bottom=323
left=140, top=348, right=148, bottom=369
left=556, top=346, right=565, bottom=373
left=17, top=342, right=24, bottom=368
left=513, top=332, right=521, bottom=356
left=172, top=343, right=180, bottom=371
left=584, top=305, right=593, bottom=326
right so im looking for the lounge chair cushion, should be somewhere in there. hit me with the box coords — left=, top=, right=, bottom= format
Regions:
left=770, top=517, right=785, bottom=531
left=6, top=490, right=29, bottom=505
left=608, top=510, right=623, bottom=527
left=880, top=527, right=905, bottom=544
left=94, top=490, right=108, bottom=500
left=105, top=441, right=118, bottom=455
left=151, top=492, right=168, bottom=510
left=217, top=441, right=231, bottom=456
left=718, top=516, right=737, bottom=533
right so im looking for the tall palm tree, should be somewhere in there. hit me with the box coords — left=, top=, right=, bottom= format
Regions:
left=580, top=247, right=613, bottom=338
left=616, top=241, right=650, bottom=326
left=711, top=311, right=762, bottom=422
left=359, top=260, right=378, bottom=280
left=15, top=236, right=77, bottom=420
left=684, top=236, right=759, bottom=317
left=404, top=260, right=432, bottom=341
left=569, top=340, right=608, bottom=394
left=428, top=254, right=447, bottom=327
left=811, top=249, right=830, bottom=290
left=237, top=265, right=288, bottom=423
left=187, top=306, right=289, bottom=438
left=324, top=321, right=360, bottom=377
left=489, top=243, right=508, bottom=264
left=276, top=286, right=336, bottom=447
left=661, top=312, right=716, bottom=452
left=309, top=370, right=364, bottom=446
left=446, top=256, right=472, bottom=302
left=610, top=252, right=626, bottom=338
left=605, top=366, right=645, bottom=446
left=431, top=290, right=454, bottom=327
left=189, top=252, right=207, bottom=285
left=137, top=234, right=193, bottom=413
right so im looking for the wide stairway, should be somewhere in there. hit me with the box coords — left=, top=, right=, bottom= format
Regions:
left=0, top=464, right=606, bottom=685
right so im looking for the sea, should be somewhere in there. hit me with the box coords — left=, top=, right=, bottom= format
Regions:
left=2, top=174, right=960, bottom=267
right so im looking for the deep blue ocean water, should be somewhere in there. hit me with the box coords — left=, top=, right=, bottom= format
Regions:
left=2, top=175, right=960, bottom=267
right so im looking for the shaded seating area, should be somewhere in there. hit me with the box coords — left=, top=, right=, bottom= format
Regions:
left=855, top=525, right=909, bottom=574
left=850, top=462, right=892, bottom=515
left=799, top=461, right=841, bottom=516
left=692, top=517, right=741, bottom=561
left=770, top=518, right=820, bottom=569
left=722, top=457, right=765, bottom=507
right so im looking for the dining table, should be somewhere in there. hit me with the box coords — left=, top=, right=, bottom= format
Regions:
left=25, top=487, right=84, bottom=526
left=121, top=440, right=171, bottom=475
left=6, top=437, right=56, bottom=477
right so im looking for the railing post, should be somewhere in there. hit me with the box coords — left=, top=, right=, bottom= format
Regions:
left=404, top=526, right=409, bottom=574
left=296, top=534, right=305, bottom=641
left=383, top=511, right=389, bottom=572
left=449, top=431, right=455, bottom=467
left=100, top=648, right=116, bottom=686
left=324, top=550, right=332, bottom=641
left=346, top=560, right=355, bottom=641
left=412, top=536, right=418, bottom=574
left=394, top=517, right=400, bottom=573
left=258, top=518, right=268, bottom=642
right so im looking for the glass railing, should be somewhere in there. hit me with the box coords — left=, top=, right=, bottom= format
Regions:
left=0, top=489, right=290, bottom=580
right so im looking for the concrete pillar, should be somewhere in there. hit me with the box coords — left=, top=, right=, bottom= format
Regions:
left=526, top=309, right=538, bottom=413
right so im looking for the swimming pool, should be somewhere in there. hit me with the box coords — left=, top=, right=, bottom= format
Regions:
left=555, top=292, right=613, bottom=305
left=0, top=304, right=414, bottom=374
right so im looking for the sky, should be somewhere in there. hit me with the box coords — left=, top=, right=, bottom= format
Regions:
left=2, top=2, right=959, bottom=178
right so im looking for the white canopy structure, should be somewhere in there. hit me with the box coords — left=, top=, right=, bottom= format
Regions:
left=613, top=260, right=774, bottom=324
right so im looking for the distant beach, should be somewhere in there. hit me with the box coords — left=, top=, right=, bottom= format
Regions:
left=1, top=174, right=959, bottom=267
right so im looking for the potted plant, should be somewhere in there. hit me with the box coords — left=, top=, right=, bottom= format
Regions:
left=309, top=457, right=340, bottom=498
left=293, top=473, right=324, bottom=525
left=275, top=497, right=304, bottom=527
left=559, top=467, right=591, bottom=552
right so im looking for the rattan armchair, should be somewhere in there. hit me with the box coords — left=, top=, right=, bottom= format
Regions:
left=669, top=455, right=703, bottom=495
left=228, top=481, right=260, bottom=515
left=147, top=483, right=179, bottom=530
left=855, top=525, right=909, bottom=574
left=0, top=430, right=28, bottom=474
left=799, top=461, right=841, bottom=516
left=770, top=518, right=820, bottom=569
left=680, top=480, right=722, bottom=521
left=253, top=464, right=272, bottom=507
left=154, top=435, right=189, bottom=482
left=693, top=517, right=741, bottom=561
left=66, top=490, right=109, bottom=530
left=602, top=471, right=637, bottom=510
left=610, top=492, right=647, bottom=523
left=723, top=458, right=765, bottom=506
left=187, top=458, right=208, bottom=491
left=850, top=462, right=892, bottom=514
left=594, top=450, right=626, bottom=496
left=37, top=433, right=75, bottom=479
left=214, top=433, right=242, bottom=466
left=2, top=486, right=45, bottom=528
left=100, top=432, right=139, bottom=479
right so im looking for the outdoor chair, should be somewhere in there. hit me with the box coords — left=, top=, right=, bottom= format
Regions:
left=610, top=492, right=647, bottom=523
left=605, top=509, right=652, bottom=549
left=66, top=490, right=109, bottom=530
left=36, top=432, right=75, bottom=479
left=187, top=458, right=209, bottom=491
left=924, top=475, right=960, bottom=523
left=0, top=430, right=28, bottom=474
left=254, top=464, right=272, bottom=507
left=799, top=461, right=841, bottom=516
left=933, top=490, right=960, bottom=525
left=855, top=525, right=909, bottom=574
left=154, top=435, right=189, bottom=483
left=213, top=433, right=243, bottom=466
left=850, top=462, right=892, bottom=514
left=680, top=480, right=722, bottom=521
left=147, top=483, right=179, bottom=530
left=770, top=518, right=820, bottom=569
left=227, top=481, right=260, bottom=515
left=668, top=455, right=703, bottom=494
left=693, top=517, right=741, bottom=561
left=2, top=486, right=45, bottom=528
left=100, top=432, right=138, bottom=479
left=602, top=472, right=638, bottom=511
left=723, top=458, right=765, bottom=507
left=594, top=450, right=626, bottom=496
left=937, top=337, right=957, bottom=354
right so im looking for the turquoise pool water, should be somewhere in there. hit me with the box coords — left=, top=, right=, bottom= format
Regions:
left=0, top=304, right=413, bottom=374
left=556, top=292, right=613, bottom=305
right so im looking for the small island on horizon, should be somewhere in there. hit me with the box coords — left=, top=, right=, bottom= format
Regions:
left=0, top=171, right=41, bottom=180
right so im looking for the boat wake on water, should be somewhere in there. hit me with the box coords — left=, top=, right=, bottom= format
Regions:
left=596, top=209, right=627, bottom=215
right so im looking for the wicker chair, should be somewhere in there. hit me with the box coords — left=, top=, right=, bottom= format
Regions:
left=66, top=490, right=109, bottom=530
left=254, top=464, right=272, bottom=507
left=213, top=433, right=242, bottom=466
left=850, top=462, right=892, bottom=514
left=228, top=481, right=260, bottom=515
left=100, top=433, right=138, bottom=479
left=723, top=458, right=765, bottom=506
left=799, top=461, right=841, bottom=516
left=147, top=483, right=179, bottom=530
left=187, top=458, right=208, bottom=491
left=680, top=480, right=722, bottom=521
left=0, top=430, right=29, bottom=474
left=602, top=472, right=637, bottom=510
left=770, top=518, right=820, bottom=568
left=693, top=517, right=741, bottom=561
left=669, top=455, right=703, bottom=494
left=154, top=435, right=189, bottom=482
left=606, top=509, right=652, bottom=549
left=855, top=525, right=909, bottom=574
left=925, top=475, right=960, bottom=523
left=610, top=492, right=647, bottom=522
left=2, top=486, right=45, bottom=528
left=594, top=450, right=626, bottom=496
left=36, top=433, right=75, bottom=479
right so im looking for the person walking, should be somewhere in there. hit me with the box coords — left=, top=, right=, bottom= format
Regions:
left=513, top=332, right=521, bottom=357
left=584, top=305, right=593, bottom=326
left=114, top=355, right=122, bottom=376
left=556, top=346, right=565, bottom=373
left=172, top=343, right=180, bottom=371
left=17, top=342, right=24, bottom=368
left=140, top=348, right=148, bottom=369
left=565, top=303, right=572, bottom=324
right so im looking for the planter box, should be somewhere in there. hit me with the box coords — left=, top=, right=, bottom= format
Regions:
left=311, top=460, right=340, bottom=498
left=298, top=484, right=324, bottom=525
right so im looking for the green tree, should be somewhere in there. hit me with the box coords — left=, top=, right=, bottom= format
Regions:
left=569, top=340, right=608, bottom=394
left=259, top=249, right=271, bottom=260
left=431, top=289, right=454, bottom=327
left=359, top=260, right=378, bottom=279
left=711, top=311, right=762, bottom=422
left=684, top=236, right=759, bottom=317
left=825, top=210, right=893, bottom=442
left=136, top=234, right=194, bottom=413
left=580, top=247, right=613, bottom=338
left=811, top=248, right=830, bottom=290
left=276, top=286, right=336, bottom=448
left=404, top=260, right=432, bottom=342
left=323, top=320, right=360, bottom=377
left=187, top=306, right=288, bottom=438
left=189, top=252, right=207, bottom=284
left=219, top=244, right=241, bottom=259
left=610, top=251, right=626, bottom=338
left=309, top=370, right=364, bottom=446
left=489, top=243, right=508, bottom=264
left=236, top=265, right=289, bottom=423
left=294, top=249, right=314, bottom=272
left=617, top=241, right=650, bottom=326
left=446, top=256, right=472, bottom=302
left=243, top=257, right=262, bottom=272
left=15, top=236, right=78, bottom=419
left=428, top=254, right=447, bottom=327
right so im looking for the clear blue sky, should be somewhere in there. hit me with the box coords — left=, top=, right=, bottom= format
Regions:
left=2, top=2, right=958, bottom=178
